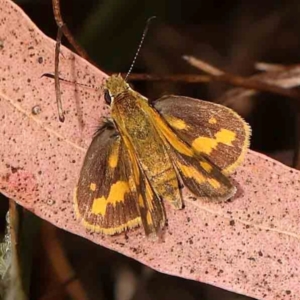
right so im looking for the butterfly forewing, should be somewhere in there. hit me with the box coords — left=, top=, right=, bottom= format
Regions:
left=74, top=121, right=141, bottom=235
left=154, top=96, right=250, bottom=174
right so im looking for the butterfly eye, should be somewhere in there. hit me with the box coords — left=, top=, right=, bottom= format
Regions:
left=104, top=90, right=112, bottom=105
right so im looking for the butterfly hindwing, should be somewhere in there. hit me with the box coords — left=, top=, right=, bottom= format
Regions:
left=154, top=95, right=250, bottom=174
left=168, top=148, right=236, bottom=201
left=74, top=120, right=141, bottom=235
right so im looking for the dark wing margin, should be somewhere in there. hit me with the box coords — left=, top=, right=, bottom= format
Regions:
left=74, top=120, right=141, bottom=235
left=154, top=95, right=250, bottom=174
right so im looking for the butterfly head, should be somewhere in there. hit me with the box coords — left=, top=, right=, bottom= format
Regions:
left=103, top=74, right=130, bottom=105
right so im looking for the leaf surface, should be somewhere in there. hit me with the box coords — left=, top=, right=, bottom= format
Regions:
left=0, top=1, right=300, bottom=299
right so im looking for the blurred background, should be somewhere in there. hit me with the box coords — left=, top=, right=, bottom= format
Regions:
left=2, top=0, right=300, bottom=299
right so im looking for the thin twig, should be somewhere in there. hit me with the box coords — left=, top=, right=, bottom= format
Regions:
left=126, top=73, right=211, bottom=83
left=52, top=0, right=96, bottom=122
left=54, top=27, right=64, bottom=122
left=255, top=62, right=300, bottom=72
left=43, top=71, right=211, bottom=87
left=42, top=73, right=98, bottom=91
left=183, top=55, right=300, bottom=101
left=52, top=0, right=91, bottom=62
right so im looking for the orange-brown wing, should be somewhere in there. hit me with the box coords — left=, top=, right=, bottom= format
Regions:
left=154, top=96, right=250, bottom=174
left=74, top=121, right=141, bottom=235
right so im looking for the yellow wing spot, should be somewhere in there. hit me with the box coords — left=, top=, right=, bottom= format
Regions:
left=138, top=194, right=144, bottom=208
left=108, top=141, right=120, bottom=168
left=90, top=183, right=97, bottom=191
left=143, top=103, right=193, bottom=157
left=200, top=161, right=213, bottom=173
left=208, top=117, right=217, bottom=124
left=74, top=187, right=141, bottom=235
left=91, top=181, right=130, bottom=216
left=177, top=162, right=205, bottom=184
left=146, top=211, right=153, bottom=225
left=192, top=128, right=236, bottom=155
left=192, top=138, right=217, bottom=155
left=207, top=178, right=221, bottom=189
left=215, top=129, right=236, bottom=146
left=145, top=180, right=154, bottom=210
left=165, top=116, right=189, bottom=130
left=128, top=176, right=136, bottom=192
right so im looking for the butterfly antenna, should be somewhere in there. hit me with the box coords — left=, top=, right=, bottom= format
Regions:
left=125, top=16, right=156, bottom=81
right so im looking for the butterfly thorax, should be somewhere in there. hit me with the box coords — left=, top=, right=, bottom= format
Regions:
left=106, top=75, right=155, bottom=143
left=111, top=87, right=168, bottom=167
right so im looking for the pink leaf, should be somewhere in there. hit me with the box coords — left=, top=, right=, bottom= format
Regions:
left=0, top=1, right=299, bottom=299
